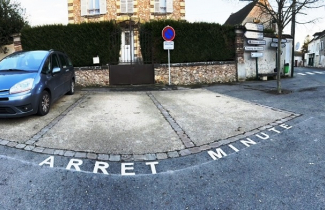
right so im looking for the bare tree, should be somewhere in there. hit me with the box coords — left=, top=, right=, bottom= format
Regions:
left=251, top=0, right=324, bottom=93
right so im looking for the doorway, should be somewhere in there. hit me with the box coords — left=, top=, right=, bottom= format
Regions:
left=120, top=31, right=134, bottom=64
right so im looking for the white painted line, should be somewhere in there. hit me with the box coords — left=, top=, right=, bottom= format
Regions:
left=306, top=72, right=315, bottom=75
left=297, top=73, right=306, bottom=75
left=314, top=71, right=325, bottom=74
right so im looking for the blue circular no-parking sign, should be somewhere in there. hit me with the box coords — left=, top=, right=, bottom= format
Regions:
left=162, top=26, right=176, bottom=41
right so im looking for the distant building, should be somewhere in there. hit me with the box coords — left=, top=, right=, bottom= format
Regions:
left=224, top=0, right=276, bottom=31
left=294, top=51, right=303, bottom=67
left=223, top=0, right=293, bottom=80
left=306, top=30, right=325, bottom=67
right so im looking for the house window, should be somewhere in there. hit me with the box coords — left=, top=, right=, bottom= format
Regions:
left=81, top=0, right=107, bottom=16
left=154, top=0, right=173, bottom=14
left=321, top=41, right=324, bottom=50
left=88, top=0, right=100, bottom=15
left=120, top=0, right=134, bottom=14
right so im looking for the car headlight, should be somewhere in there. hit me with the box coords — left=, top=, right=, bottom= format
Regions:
left=10, top=78, right=34, bottom=94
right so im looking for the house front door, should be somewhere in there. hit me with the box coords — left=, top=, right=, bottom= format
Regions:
left=110, top=27, right=154, bottom=85
left=120, top=31, right=134, bottom=64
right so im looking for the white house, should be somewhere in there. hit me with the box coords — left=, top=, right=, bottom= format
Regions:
left=306, top=30, right=325, bottom=67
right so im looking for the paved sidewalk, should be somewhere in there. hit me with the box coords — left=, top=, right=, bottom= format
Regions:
left=0, top=87, right=299, bottom=161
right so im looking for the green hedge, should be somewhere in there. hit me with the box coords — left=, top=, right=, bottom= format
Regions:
left=140, top=20, right=236, bottom=64
left=21, top=22, right=121, bottom=66
left=21, top=20, right=235, bottom=66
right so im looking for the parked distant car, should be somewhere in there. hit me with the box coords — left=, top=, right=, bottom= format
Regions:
left=0, top=50, right=75, bottom=118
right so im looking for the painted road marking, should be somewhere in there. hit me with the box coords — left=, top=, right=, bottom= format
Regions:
left=38, top=123, right=294, bottom=175
left=297, top=71, right=325, bottom=76
left=208, top=124, right=292, bottom=160
left=39, top=157, right=159, bottom=175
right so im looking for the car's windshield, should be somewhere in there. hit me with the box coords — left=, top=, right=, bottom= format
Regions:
left=0, top=51, right=48, bottom=71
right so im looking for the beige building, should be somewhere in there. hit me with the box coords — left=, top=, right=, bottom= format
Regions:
left=67, top=0, right=185, bottom=63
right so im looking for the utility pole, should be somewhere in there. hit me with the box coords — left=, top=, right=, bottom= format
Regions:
left=291, top=0, right=296, bottom=77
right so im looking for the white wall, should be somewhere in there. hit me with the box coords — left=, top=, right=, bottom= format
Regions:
left=320, top=55, right=325, bottom=67
left=241, top=37, right=292, bottom=79
left=294, top=55, right=303, bottom=66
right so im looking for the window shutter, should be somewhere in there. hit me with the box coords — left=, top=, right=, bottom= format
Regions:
left=81, top=0, right=88, bottom=16
left=121, top=0, right=127, bottom=13
left=127, top=0, right=134, bottom=14
left=166, top=0, right=173, bottom=13
left=100, top=0, right=107, bottom=14
left=154, top=0, right=160, bottom=13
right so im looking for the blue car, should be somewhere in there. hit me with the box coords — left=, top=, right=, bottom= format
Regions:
left=0, top=50, right=75, bottom=118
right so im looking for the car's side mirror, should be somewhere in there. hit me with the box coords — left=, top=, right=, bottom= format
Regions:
left=52, top=67, right=61, bottom=74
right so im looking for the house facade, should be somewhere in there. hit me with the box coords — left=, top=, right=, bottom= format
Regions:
left=67, top=0, right=185, bottom=63
left=306, top=30, right=325, bottom=67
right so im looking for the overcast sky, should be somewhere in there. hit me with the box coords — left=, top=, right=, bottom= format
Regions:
left=16, top=0, right=325, bottom=48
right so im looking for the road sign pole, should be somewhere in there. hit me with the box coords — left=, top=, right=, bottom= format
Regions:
left=162, top=25, right=175, bottom=85
left=168, top=49, right=171, bottom=85
left=256, top=57, right=259, bottom=80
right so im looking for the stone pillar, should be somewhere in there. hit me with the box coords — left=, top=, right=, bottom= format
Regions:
left=12, top=34, right=22, bottom=52
left=235, top=26, right=246, bottom=81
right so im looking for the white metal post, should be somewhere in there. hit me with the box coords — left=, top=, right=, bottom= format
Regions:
left=168, top=49, right=171, bottom=85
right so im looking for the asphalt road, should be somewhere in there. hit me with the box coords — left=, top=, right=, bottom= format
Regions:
left=0, top=67, right=325, bottom=209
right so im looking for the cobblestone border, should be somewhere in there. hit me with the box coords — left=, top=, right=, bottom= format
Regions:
left=0, top=91, right=302, bottom=162
left=0, top=93, right=89, bottom=152
left=147, top=92, right=196, bottom=148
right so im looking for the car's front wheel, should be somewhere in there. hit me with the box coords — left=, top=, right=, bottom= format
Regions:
left=37, top=90, right=51, bottom=116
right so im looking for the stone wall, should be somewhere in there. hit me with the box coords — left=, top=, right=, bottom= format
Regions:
left=76, top=69, right=110, bottom=87
left=75, top=62, right=236, bottom=87
left=155, top=62, right=236, bottom=85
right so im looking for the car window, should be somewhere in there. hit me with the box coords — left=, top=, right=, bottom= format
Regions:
left=41, top=54, right=60, bottom=74
left=66, top=56, right=73, bottom=67
left=52, top=54, right=60, bottom=70
left=58, top=54, right=68, bottom=68
left=41, top=57, right=51, bottom=74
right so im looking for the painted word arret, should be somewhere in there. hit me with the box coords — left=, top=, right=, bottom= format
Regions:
left=162, top=26, right=176, bottom=41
